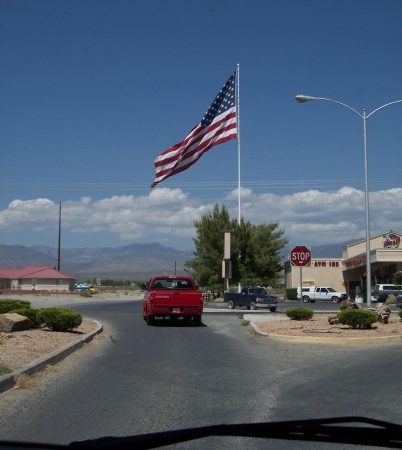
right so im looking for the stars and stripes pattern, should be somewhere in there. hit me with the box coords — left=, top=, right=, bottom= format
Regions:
left=151, top=71, right=237, bottom=187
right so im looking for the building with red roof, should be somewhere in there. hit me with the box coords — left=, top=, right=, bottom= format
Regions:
left=0, top=266, right=75, bottom=292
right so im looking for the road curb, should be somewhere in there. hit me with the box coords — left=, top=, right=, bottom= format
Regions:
left=250, top=321, right=402, bottom=346
left=0, top=320, right=103, bottom=395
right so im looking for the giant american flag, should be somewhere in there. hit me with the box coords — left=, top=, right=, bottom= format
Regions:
left=151, top=71, right=237, bottom=187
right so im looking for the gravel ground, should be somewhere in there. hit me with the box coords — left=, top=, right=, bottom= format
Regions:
left=256, top=313, right=402, bottom=337
left=0, top=319, right=99, bottom=371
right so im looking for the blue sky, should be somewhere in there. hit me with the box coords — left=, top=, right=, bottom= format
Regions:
left=1, top=0, right=402, bottom=250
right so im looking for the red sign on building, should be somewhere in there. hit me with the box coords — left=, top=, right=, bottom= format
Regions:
left=290, top=246, right=312, bottom=267
left=312, top=260, right=340, bottom=268
left=383, top=232, right=400, bottom=249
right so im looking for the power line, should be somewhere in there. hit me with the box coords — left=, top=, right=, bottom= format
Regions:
left=0, top=178, right=399, bottom=191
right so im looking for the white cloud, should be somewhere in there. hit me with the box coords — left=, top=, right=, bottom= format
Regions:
left=0, top=186, right=401, bottom=247
left=224, top=187, right=253, bottom=201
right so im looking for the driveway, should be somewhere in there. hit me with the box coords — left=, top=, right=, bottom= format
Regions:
left=1, top=300, right=401, bottom=449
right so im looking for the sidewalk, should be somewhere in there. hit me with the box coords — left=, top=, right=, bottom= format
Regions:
left=243, top=313, right=290, bottom=323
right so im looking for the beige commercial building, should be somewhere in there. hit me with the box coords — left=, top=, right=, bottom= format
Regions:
left=285, top=258, right=344, bottom=292
left=343, top=231, right=402, bottom=297
left=285, top=231, right=402, bottom=298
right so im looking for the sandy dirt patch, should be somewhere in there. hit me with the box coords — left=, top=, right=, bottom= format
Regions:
left=256, top=314, right=402, bottom=338
left=0, top=319, right=99, bottom=371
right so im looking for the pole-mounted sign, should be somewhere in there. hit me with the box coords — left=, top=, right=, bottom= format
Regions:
left=290, top=245, right=312, bottom=267
left=290, top=245, right=312, bottom=303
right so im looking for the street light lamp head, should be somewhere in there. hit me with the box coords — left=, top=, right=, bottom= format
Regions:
left=295, top=95, right=316, bottom=103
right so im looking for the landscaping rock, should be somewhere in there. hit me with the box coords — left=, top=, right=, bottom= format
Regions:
left=0, top=313, right=32, bottom=333
left=328, top=315, right=339, bottom=325
left=340, top=299, right=359, bottom=310
left=366, top=303, right=392, bottom=324
left=386, top=294, right=397, bottom=304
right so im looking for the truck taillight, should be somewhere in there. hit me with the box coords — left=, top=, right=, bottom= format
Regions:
left=149, top=294, right=155, bottom=302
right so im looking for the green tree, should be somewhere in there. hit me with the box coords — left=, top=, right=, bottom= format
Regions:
left=185, top=204, right=235, bottom=287
left=185, top=204, right=287, bottom=288
left=236, top=222, right=287, bottom=285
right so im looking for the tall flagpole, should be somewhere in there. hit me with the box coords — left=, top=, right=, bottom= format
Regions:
left=236, top=64, right=241, bottom=293
left=236, top=63, right=241, bottom=225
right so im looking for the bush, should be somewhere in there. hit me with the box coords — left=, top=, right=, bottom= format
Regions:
left=80, top=290, right=92, bottom=298
left=10, top=308, right=42, bottom=327
left=398, top=310, right=402, bottom=320
left=38, top=307, right=82, bottom=331
left=0, top=299, right=31, bottom=314
left=285, top=288, right=298, bottom=300
left=337, top=309, right=377, bottom=329
left=286, top=307, right=314, bottom=320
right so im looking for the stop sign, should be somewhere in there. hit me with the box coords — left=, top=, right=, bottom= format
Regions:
left=290, top=245, right=312, bottom=266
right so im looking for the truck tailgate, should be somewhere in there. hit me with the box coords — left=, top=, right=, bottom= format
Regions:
left=152, top=290, right=203, bottom=308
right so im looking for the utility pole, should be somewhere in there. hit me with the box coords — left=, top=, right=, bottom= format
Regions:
left=57, top=202, right=61, bottom=271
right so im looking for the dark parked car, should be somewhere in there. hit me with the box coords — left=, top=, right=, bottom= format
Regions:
left=372, top=284, right=402, bottom=302
left=224, top=287, right=278, bottom=312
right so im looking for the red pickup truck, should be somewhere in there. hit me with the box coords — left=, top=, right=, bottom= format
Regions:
left=143, top=276, right=204, bottom=326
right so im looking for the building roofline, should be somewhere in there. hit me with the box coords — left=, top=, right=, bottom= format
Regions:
left=343, top=230, right=402, bottom=250
left=0, top=265, right=75, bottom=280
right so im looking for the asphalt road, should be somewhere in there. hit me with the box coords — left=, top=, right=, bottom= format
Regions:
left=0, top=300, right=402, bottom=449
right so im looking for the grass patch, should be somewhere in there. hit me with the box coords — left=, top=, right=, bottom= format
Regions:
left=0, top=366, right=11, bottom=376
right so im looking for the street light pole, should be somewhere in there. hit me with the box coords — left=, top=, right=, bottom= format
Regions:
left=362, top=109, right=371, bottom=306
left=295, top=95, right=402, bottom=307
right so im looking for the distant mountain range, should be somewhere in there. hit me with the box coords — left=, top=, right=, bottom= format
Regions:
left=0, top=243, right=193, bottom=280
left=0, top=239, right=356, bottom=280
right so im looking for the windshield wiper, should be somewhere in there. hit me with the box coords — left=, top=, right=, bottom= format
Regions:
left=2, top=417, right=402, bottom=449
left=69, top=416, right=402, bottom=449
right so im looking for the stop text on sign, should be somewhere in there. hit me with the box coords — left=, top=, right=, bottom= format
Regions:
left=292, top=252, right=310, bottom=261
left=290, top=246, right=312, bottom=267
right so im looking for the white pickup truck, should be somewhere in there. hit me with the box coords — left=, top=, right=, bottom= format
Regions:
left=297, top=286, right=347, bottom=304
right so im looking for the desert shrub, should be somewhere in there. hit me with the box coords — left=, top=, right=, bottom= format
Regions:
left=38, top=307, right=82, bottom=331
left=286, top=307, right=314, bottom=320
left=80, top=290, right=92, bottom=298
left=0, top=299, right=31, bottom=314
left=11, top=308, right=42, bottom=327
left=337, top=309, right=377, bottom=329
left=399, top=310, right=402, bottom=320
left=285, top=288, right=298, bottom=300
